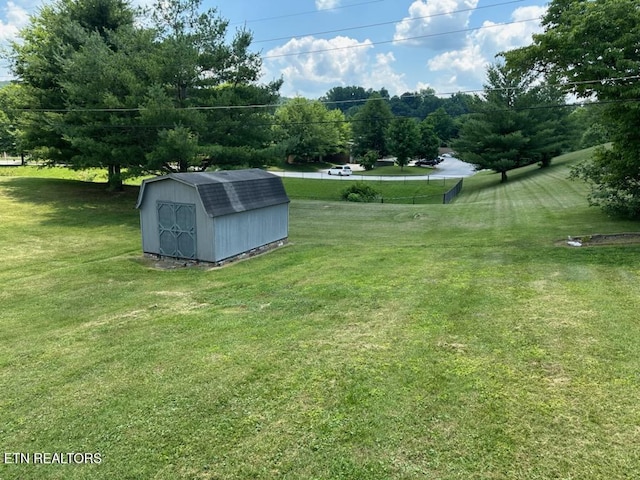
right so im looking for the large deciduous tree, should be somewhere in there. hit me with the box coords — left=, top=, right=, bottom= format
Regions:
left=351, top=93, right=394, bottom=163
left=424, top=107, right=455, bottom=145
left=417, top=120, right=440, bottom=162
left=273, top=98, right=350, bottom=163
left=320, top=86, right=371, bottom=114
left=504, top=0, right=640, bottom=217
left=387, top=117, right=420, bottom=170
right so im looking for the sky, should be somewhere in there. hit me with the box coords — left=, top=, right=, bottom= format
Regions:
left=0, top=0, right=549, bottom=99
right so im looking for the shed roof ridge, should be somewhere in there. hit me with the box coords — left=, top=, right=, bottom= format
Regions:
left=136, top=169, right=289, bottom=217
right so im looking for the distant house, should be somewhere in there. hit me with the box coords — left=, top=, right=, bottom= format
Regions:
left=135, top=169, right=289, bottom=264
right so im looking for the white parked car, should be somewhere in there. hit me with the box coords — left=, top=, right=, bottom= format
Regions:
left=328, top=165, right=352, bottom=176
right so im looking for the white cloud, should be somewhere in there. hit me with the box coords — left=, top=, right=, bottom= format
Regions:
left=366, top=52, right=408, bottom=96
left=263, top=36, right=410, bottom=98
left=426, top=5, right=546, bottom=94
left=0, top=1, right=30, bottom=42
left=315, top=0, right=341, bottom=10
left=473, top=6, right=546, bottom=56
left=394, top=0, right=479, bottom=50
left=1, top=1, right=31, bottom=80
left=263, top=36, right=375, bottom=97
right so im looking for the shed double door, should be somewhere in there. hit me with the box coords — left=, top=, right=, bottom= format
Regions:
left=157, top=202, right=196, bottom=259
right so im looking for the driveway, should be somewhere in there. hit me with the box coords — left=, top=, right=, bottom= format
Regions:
left=271, top=156, right=476, bottom=181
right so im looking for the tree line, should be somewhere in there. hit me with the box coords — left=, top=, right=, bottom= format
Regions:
left=1, top=0, right=637, bottom=217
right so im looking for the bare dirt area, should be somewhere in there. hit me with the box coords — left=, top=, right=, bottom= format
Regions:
left=558, top=233, right=640, bottom=247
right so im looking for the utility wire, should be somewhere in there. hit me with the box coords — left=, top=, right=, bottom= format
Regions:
left=263, top=17, right=541, bottom=59
left=10, top=75, right=640, bottom=113
left=5, top=74, right=640, bottom=113
left=0, top=1, right=534, bottom=81
left=254, top=0, right=527, bottom=44
left=229, top=0, right=388, bottom=26
left=28, top=97, right=640, bottom=131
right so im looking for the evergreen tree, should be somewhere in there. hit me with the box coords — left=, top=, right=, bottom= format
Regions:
left=453, top=63, right=570, bottom=182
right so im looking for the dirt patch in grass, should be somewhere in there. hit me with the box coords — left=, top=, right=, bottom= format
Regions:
left=557, top=233, right=640, bottom=247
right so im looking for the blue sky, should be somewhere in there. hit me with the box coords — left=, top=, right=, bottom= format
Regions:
left=1, top=0, right=548, bottom=98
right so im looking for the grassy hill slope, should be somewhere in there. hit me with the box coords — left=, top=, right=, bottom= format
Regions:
left=1, top=150, right=639, bottom=479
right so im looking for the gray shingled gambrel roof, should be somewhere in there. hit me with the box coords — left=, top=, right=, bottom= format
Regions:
left=136, top=169, right=289, bottom=218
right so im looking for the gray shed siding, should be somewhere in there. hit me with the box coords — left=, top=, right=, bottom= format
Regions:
left=137, top=170, right=289, bottom=263
left=138, top=180, right=215, bottom=261
left=212, top=204, right=289, bottom=261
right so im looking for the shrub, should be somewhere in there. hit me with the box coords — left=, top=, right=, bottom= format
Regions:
left=341, top=183, right=380, bottom=202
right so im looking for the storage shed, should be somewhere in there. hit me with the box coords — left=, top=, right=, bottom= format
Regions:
left=135, top=169, right=289, bottom=263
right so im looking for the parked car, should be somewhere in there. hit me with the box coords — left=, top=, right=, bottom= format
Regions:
left=415, top=159, right=438, bottom=167
left=328, top=165, right=352, bottom=176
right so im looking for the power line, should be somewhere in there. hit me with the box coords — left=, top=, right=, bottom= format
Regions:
left=254, top=0, right=527, bottom=44
left=5, top=75, right=639, bottom=114
left=229, top=0, right=388, bottom=26
left=0, top=1, right=534, bottom=82
left=26, top=98, right=640, bottom=131
left=262, top=17, right=542, bottom=59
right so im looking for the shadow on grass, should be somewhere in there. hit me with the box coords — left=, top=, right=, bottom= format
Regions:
left=460, top=151, right=592, bottom=199
left=359, top=165, right=433, bottom=176
left=1, top=176, right=140, bottom=228
left=269, top=160, right=333, bottom=173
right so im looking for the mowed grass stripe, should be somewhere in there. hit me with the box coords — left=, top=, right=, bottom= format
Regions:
left=1, top=151, right=640, bottom=479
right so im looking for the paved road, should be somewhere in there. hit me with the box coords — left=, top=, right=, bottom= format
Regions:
left=271, top=156, right=476, bottom=181
left=2, top=156, right=477, bottom=180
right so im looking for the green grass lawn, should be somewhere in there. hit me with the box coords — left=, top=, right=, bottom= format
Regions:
left=268, top=161, right=334, bottom=173
left=1, top=150, right=640, bottom=479
left=358, top=165, right=434, bottom=176
left=282, top=176, right=457, bottom=204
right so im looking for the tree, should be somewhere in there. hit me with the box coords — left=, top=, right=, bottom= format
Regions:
left=0, top=84, right=27, bottom=159
left=441, top=92, right=475, bottom=117
left=8, top=0, right=137, bottom=178
left=351, top=93, right=394, bottom=161
left=454, top=63, right=570, bottom=182
left=145, top=126, right=199, bottom=173
left=60, top=24, right=159, bottom=188
left=518, top=81, right=571, bottom=167
left=142, top=0, right=281, bottom=172
left=8, top=0, right=280, bottom=189
left=273, top=97, right=350, bottom=163
left=453, top=64, right=532, bottom=183
left=424, top=107, right=455, bottom=145
left=321, top=86, right=370, bottom=114
left=417, top=120, right=440, bottom=161
left=416, top=88, right=444, bottom=119
left=503, top=0, right=640, bottom=216
left=389, top=94, right=414, bottom=117
left=0, top=108, right=12, bottom=155
left=387, top=117, right=420, bottom=170
left=359, top=150, right=379, bottom=171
